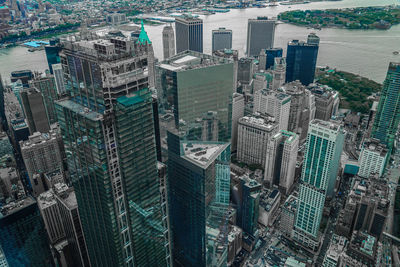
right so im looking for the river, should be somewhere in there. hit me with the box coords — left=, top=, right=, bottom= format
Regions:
left=0, top=0, right=399, bottom=83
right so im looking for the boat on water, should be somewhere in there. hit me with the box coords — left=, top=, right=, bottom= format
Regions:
left=393, top=51, right=399, bottom=55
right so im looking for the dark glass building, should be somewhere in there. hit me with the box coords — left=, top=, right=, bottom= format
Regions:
left=175, top=15, right=203, bottom=53
left=10, top=70, right=33, bottom=87
left=44, top=38, right=62, bottom=74
left=262, top=47, right=283, bottom=70
left=0, top=197, right=53, bottom=266
left=285, top=34, right=319, bottom=86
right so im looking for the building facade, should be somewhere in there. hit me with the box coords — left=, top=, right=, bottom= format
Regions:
left=20, top=87, right=49, bottom=134
left=293, top=120, right=344, bottom=251
left=162, top=25, right=175, bottom=59
left=358, top=139, right=388, bottom=178
left=246, top=17, right=276, bottom=57
left=231, top=93, right=245, bottom=152
left=175, top=15, right=203, bottom=53
left=212, top=27, right=232, bottom=52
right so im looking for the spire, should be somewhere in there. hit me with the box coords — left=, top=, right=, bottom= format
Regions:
left=137, top=19, right=152, bottom=45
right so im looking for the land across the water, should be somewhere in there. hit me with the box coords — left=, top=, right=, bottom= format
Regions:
left=279, top=6, right=400, bottom=30
left=315, top=68, right=382, bottom=114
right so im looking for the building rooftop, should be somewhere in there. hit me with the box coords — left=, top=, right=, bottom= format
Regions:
left=272, top=130, right=298, bottom=144
left=239, top=115, right=278, bottom=132
left=362, top=138, right=388, bottom=157
left=310, top=119, right=342, bottom=132
left=38, top=189, right=57, bottom=210
left=56, top=99, right=103, bottom=121
left=283, top=194, right=298, bottom=213
left=181, top=141, right=229, bottom=168
left=55, top=183, right=77, bottom=209
left=159, top=50, right=232, bottom=72
left=0, top=196, right=36, bottom=217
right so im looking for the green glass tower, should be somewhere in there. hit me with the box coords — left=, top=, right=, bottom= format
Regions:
left=293, top=120, right=344, bottom=251
left=371, top=62, right=400, bottom=153
left=55, top=33, right=168, bottom=266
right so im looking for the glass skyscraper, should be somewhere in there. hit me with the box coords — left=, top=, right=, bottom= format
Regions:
left=286, top=34, right=320, bottom=86
left=175, top=15, right=203, bottom=53
left=293, top=120, right=344, bottom=251
left=55, top=31, right=168, bottom=266
left=371, top=62, right=400, bottom=153
left=156, top=51, right=234, bottom=266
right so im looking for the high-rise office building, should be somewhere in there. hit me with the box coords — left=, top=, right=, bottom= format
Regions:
left=371, top=62, right=400, bottom=153
left=55, top=33, right=168, bottom=266
left=237, top=57, right=255, bottom=86
left=175, top=15, right=203, bottom=53
left=45, top=38, right=62, bottom=74
left=286, top=34, right=320, bottom=86
left=162, top=25, right=175, bottom=59
left=252, top=71, right=273, bottom=95
left=253, top=88, right=291, bottom=131
left=272, top=57, right=286, bottom=90
left=236, top=175, right=261, bottom=236
left=358, top=138, right=388, bottom=178
left=293, top=120, right=344, bottom=251
left=167, top=139, right=231, bottom=266
left=156, top=51, right=233, bottom=266
left=20, top=87, right=49, bottom=134
left=246, top=17, right=276, bottom=57
left=30, top=74, right=59, bottom=124
left=259, top=47, right=283, bottom=71
left=0, top=197, right=53, bottom=266
left=212, top=27, right=232, bottom=52
left=308, top=84, right=340, bottom=121
left=232, top=93, right=245, bottom=152
left=237, top=115, right=279, bottom=167
left=20, top=128, right=63, bottom=196
left=52, top=63, right=66, bottom=95
left=265, top=130, right=299, bottom=194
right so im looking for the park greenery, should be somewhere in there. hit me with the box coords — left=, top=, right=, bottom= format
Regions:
left=315, top=69, right=382, bottom=114
left=278, top=6, right=400, bottom=30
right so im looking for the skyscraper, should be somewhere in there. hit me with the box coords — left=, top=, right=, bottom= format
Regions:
left=175, top=15, right=203, bottom=53
left=259, top=47, right=283, bottom=71
left=44, top=38, right=62, bottom=74
left=212, top=27, right=232, bottom=52
left=293, top=120, right=344, bottom=251
left=156, top=51, right=233, bottom=266
left=231, top=93, right=245, bottom=152
left=371, top=62, right=400, bottom=153
left=265, top=130, right=299, bottom=194
left=52, top=63, right=66, bottom=95
left=286, top=33, right=320, bottom=86
left=272, top=57, right=286, bottom=90
left=20, top=87, right=49, bottom=134
left=358, top=138, right=388, bottom=178
left=55, top=32, right=168, bottom=266
left=246, top=17, right=276, bottom=57
left=167, top=139, right=231, bottom=266
left=162, top=25, right=175, bottom=59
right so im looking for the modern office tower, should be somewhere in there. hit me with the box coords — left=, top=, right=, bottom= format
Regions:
left=212, top=27, right=232, bottom=52
left=10, top=70, right=33, bottom=87
left=232, top=93, right=245, bottom=152
left=52, top=64, right=66, bottom=95
left=20, top=130, right=63, bottom=196
left=358, top=139, right=388, bottom=178
left=0, top=75, right=6, bottom=131
left=54, top=184, right=90, bottom=267
left=308, top=84, right=339, bottom=121
left=237, top=175, right=261, bottom=235
left=371, top=62, right=400, bottom=153
left=20, top=87, right=49, bottom=134
left=213, top=49, right=239, bottom=92
left=237, top=115, right=279, bottom=167
left=3, top=88, right=29, bottom=149
left=252, top=71, right=272, bottom=95
left=38, top=190, right=66, bottom=248
left=307, top=32, right=320, bottom=46
left=286, top=34, right=319, bottom=86
left=272, top=57, right=286, bottom=90
left=238, top=57, right=255, bottom=86
left=293, top=120, right=344, bottom=251
left=152, top=95, right=162, bottom=162
left=162, top=25, right=175, bottom=59
left=246, top=17, right=276, bottom=57
left=175, top=15, right=203, bottom=53
left=0, top=197, right=53, bottom=266
left=167, top=139, right=231, bottom=266
left=56, top=33, right=168, bottom=266
left=280, top=194, right=298, bottom=237
left=253, top=88, right=291, bottom=131
left=259, top=47, right=283, bottom=71
left=157, top=51, right=234, bottom=143
left=45, top=38, right=62, bottom=74
left=30, top=74, right=59, bottom=124
left=264, top=130, right=299, bottom=194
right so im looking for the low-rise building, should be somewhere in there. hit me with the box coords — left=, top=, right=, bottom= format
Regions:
left=280, top=194, right=298, bottom=237
left=258, top=189, right=280, bottom=227
left=358, top=138, right=388, bottom=178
